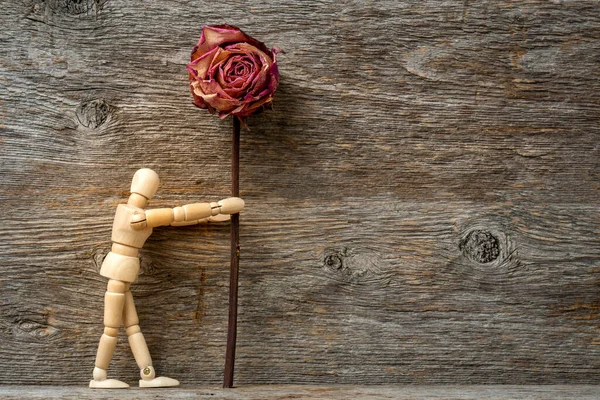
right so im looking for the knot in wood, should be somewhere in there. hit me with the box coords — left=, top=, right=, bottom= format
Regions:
left=76, top=99, right=112, bottom=128
left=324, top=253, right=344, bottom=270
left=90, top=246, right=109, bottom=273
left=322, top=247, right=391, bottom=286
left=57, top=0, right=107, bottom=16
left=460, top=229, right=500, bottom=264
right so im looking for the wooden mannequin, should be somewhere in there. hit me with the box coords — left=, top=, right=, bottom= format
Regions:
left=90, top=168, right=244, bottom=389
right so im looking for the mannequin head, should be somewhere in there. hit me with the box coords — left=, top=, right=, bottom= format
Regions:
left=128, top=168, right=160, bottom=208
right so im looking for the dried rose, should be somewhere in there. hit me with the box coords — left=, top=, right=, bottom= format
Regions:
left=187, top=25, right=280, bottom=119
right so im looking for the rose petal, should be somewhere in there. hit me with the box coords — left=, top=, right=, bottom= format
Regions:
left=197, top=80, right=242, bottom=112
left=270, top=51, right=279, bottom=79
left=191, top=25, right=246, bottom=61
left=222, top=43, right=274, bottom=96
left=187, top=46, right=222, bottom=79
left=223, top=57, right=255, bottom=83
left=246, top=64, right=271, bottom=97
left=207, top=49, right=235, bottom=77
left=245, top=94, right=274, bottom=113
left=230, top=95, right=273, bottom=117
left=191, top=25, right=273, bottom=62
left=222, top=59, right=260, bottom=96
left=265, top=62, right=280, bottom=94
left=223, top=75, right=256, bottom=97
left=225, top=43, right=273, bottom=66
left=189, top=80, right=209, bottom=108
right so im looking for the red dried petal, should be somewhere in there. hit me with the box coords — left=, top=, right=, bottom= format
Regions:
left=187, top=46, right=221, bottom=79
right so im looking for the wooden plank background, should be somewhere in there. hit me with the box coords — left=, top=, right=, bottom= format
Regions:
left=3, top=385, right=600, bottom=400
left=1, top=0, right=599, bottom=386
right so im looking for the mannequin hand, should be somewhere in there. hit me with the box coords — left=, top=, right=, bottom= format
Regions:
left=217, top=197, right=245, bottom=215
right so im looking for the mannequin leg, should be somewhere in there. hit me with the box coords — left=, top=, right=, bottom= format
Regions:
left=122, top=289, right=180, bottom=388
left=89, top=280, right=129, bottom=389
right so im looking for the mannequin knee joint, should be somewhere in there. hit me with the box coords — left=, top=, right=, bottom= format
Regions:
left=126, top=324, right=141, bottom=336
left=103, top=327, right=119, bottom=337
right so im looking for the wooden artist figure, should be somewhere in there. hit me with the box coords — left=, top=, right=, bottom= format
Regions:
left=90, top=168, right=244, bottom=389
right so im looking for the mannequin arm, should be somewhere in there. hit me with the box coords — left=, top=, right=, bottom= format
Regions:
left=170, top=214, right=231, bottom=226
left=131, top=197, right=244, bottom=229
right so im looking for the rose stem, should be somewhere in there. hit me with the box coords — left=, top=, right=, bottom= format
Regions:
left=224, top=115, right=241, bottom=388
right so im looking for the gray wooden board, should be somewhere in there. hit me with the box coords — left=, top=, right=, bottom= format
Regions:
left=1, top=386, right=600, bottom=400
left=1, top=0, right=599, bottom=386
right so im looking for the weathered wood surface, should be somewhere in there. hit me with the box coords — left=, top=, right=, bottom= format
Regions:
left=1, top=0, right=599, bottom=386
left=2, top=386, right=600, bottom=400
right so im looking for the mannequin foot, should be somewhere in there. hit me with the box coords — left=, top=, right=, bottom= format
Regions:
left=89, top=379, right=129, bottom=389
left=90, top=367, right=129, bottom=389
left=139, top=376, right=180, bottom=388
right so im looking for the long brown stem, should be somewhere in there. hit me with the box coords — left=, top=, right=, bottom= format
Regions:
left=224, top=116, right=240, bottom=388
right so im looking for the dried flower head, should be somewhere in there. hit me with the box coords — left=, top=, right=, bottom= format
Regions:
left=187, top=25, right=280, bottom=120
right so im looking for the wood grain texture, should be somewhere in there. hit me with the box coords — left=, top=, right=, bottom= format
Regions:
left=1, top=385, right=600, bottom=400
left=1, top=0, right=599, bottom=386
